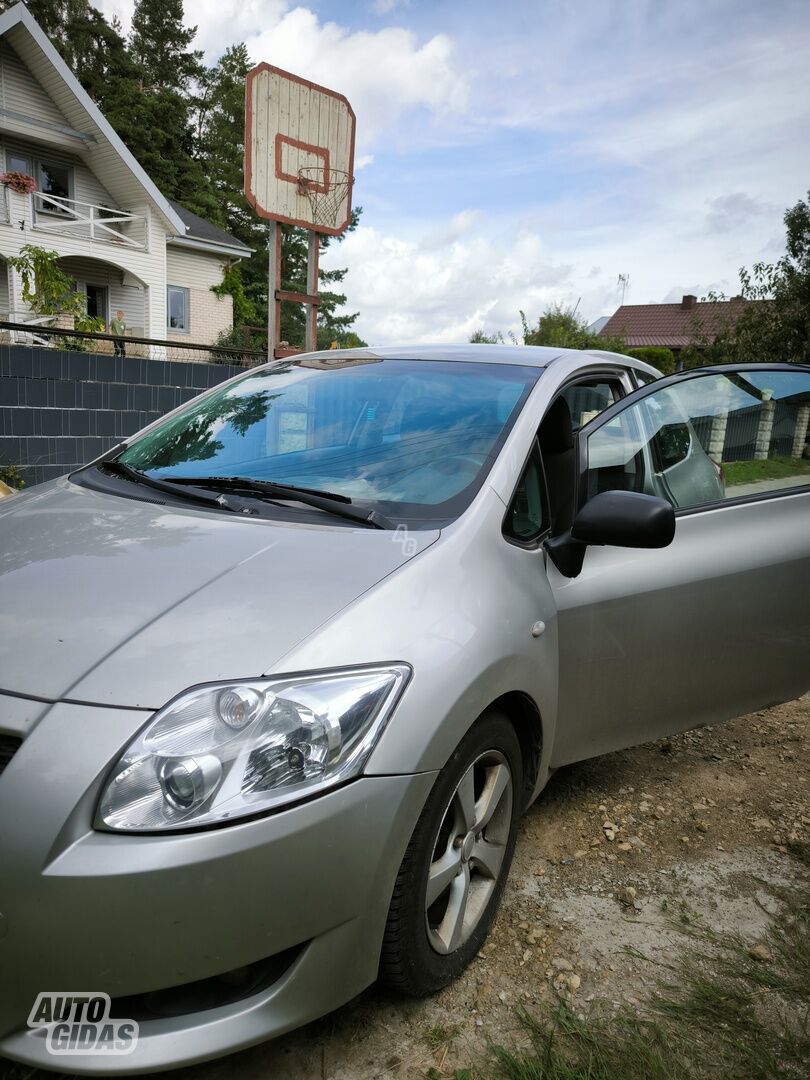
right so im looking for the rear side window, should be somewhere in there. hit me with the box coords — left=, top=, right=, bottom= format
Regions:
left=583, top=368, right=810, bottom=510
left=503, top=444, right=546, bottom=543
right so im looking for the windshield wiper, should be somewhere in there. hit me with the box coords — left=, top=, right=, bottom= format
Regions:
left=157, top=474, right=394, bottom=529
left=99, top=461, right=259, bottom=515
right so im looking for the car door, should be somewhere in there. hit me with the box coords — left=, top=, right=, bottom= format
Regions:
left=547, top=364, right=810, bottom=767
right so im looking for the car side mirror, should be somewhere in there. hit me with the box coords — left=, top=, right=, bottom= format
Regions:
left=545, top=490, right=675, bottom=577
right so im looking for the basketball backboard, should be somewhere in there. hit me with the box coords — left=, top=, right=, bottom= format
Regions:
left=245, top=63, right=356, bottom=236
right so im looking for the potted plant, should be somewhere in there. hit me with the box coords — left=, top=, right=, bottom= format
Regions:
left=0, top=170, right=38, bottom=195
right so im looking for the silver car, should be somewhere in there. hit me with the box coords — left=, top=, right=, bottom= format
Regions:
left=1, top=346, right=808, bottom=1073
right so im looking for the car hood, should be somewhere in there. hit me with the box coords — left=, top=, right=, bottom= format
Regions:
left=0, top=479, right=438, bottom=708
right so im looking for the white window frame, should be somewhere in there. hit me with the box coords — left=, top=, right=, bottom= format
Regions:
left=4, top=148, right=75, bottom=216
left=167, top=285, right=190, bottom=333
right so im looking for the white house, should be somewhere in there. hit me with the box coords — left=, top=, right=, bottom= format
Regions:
left=0, top=3, right=251, bottom=347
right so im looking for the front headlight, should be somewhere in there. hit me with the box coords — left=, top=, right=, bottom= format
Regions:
left=96, top=665, right=410, bottom=832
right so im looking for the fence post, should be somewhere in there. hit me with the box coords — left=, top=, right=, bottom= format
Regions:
left=792, top=404, right=810, bottom=459
left=754, top=394, right=776, bottom=461
left=707, top=413, right=728, bottom=464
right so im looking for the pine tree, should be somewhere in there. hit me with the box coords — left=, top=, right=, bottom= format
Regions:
left=122, top=0, right=216, bottom=216
left=129, top=0, right=202, bottom=94
left=195, top=44, right=258, bottom=237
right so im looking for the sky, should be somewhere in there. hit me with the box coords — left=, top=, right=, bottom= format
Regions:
left=100, top=0, right=810, bottom=345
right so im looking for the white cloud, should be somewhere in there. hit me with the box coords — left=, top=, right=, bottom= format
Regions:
left=322, top=222, right=586, bottom=344
left=244, top=11, right=468, bottom=145
left=100, top=1, right=469, bottom=151
left=371, top=0, right=410, bottom=14
left=704, top=194, right=776, bottom=235
left=421, top=209, right=483, bottom=250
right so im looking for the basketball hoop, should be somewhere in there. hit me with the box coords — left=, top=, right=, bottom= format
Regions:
left=298, top=167, right=353, bottom=231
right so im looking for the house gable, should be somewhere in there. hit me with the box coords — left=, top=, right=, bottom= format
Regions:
left=0, top=38, right=75, bottom=142
left=0, top=3, right=184, bottom=234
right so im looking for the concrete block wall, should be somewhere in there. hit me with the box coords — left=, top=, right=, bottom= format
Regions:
left=0, top=345, right=244, bottom=487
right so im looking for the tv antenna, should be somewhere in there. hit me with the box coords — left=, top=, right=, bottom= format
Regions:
left=617, top=273, right=630, bottom=304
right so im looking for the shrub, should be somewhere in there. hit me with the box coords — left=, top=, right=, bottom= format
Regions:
left=626, top=346, right=676, bottom=374
left=0, top=463, right=25, bottom=489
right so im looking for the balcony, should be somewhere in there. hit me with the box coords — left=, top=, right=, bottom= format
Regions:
left=31, top=192, right=147, bottom=250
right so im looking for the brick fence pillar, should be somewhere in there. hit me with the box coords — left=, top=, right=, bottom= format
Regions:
left=754, top=397, right=776, bottom=461
left=791, top=404, right=810, bottom=459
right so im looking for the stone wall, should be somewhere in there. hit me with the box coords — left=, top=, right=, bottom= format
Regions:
left=0, top=344, right=244, bottom=486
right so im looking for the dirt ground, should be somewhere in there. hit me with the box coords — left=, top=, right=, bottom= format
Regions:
left=163, top=693, right=810, bottom=1080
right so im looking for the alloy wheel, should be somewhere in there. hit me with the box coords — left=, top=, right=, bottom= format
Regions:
left=425, top=750, right=513, bottom=954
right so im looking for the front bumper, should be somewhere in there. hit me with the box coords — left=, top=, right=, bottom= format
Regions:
left=0, top=697, right=436, bottom=1073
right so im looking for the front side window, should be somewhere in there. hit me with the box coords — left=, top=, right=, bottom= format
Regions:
left=503, top=444, right=546, bottom=543
left=583, top=368, right=810, bottom=510
left=167, top=285, right=189, bottom=331
left=116, top=357, right=541, bottom=526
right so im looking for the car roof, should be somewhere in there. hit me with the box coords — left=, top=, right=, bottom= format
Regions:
left=283, top=343, right=641, bottom=369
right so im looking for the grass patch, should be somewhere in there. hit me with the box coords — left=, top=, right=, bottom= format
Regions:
left=723, top=455, right=810, bottom=486
left=424, top=1022, right=461, bottom=1050
left=476, top=878, right=809, bottom=1080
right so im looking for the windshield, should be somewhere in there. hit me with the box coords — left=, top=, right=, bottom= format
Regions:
left=116, top=356, right=541, bottom=525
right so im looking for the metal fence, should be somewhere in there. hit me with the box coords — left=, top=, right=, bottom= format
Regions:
left=0, top=320, right=268, bottom=368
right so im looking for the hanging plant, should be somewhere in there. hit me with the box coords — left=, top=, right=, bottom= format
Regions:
left=0, top=171, right=37, bottom=195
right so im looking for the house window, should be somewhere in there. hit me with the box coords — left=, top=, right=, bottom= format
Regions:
left=37, top=159, right=72, bottom=213
left=6, top=151, right=32, bottom=175
left=5, top=150, right=74, bottom=214
left=167, top=285, right=189, bottom=332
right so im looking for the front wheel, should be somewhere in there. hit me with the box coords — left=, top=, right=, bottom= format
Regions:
left=380, top=711, right=522, bottom=996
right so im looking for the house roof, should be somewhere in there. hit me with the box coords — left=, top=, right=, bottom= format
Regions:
left=168, top=200, right=252, bottom=256
left=599, top=295, right=758, bottom=350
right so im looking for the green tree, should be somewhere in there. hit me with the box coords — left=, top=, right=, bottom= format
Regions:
left=520, top=303, right=625, bottom=352
left=129, top=0, right=201, bottom=93
left=734, top=190, right=810, bottom=364
left=119, top=0, right=217, bottom=216
left=469, top=329, right=505, bottom=343
left=625, top=346, right=676, bottom=374
left=273, top=210, right=365, bottom=350
left=195, top=45, right=256, bottom=233
left=7, top=245, right=84, bottom=316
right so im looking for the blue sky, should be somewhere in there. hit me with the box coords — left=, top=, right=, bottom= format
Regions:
left=101, top=0, right=810, bottom=344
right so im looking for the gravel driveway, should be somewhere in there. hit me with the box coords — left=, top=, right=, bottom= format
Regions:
left=4, top=696, right=808, bottom=1080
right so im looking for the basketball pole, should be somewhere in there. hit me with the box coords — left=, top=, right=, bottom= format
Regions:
left=267, top=221, right=282, bottom=359
left=305, top=231, right=319, bottom=354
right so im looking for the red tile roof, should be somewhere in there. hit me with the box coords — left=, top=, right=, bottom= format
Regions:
left=599, top=295, right=760, bottom=350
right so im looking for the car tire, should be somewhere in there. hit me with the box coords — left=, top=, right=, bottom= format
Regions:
left=380, top=709, right=522, bottom=996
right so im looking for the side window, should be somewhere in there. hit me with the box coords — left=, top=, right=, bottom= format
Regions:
left=559, top=378, right=622, bottom=431
left=634, top=369, right=659, bottom=386
left=583, top=368, right=810, bottom=510
left=167, top=285, right=189, bottom=332
left=503, top=444, right=546, bottom=543
left=37, top=159, right=72, bottom=214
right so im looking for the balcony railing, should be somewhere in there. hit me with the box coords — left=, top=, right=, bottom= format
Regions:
left=31, top=193, right=147, bottom=250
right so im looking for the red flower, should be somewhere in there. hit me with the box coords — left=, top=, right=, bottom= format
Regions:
left=0, top=171, right=38, bottom=194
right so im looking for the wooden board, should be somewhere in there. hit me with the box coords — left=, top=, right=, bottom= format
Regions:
left=245, top=64, right=355, bottom=236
